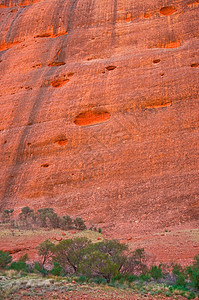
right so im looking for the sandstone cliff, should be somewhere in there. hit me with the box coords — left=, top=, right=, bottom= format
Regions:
left=0, top=0, right=198, bottom=237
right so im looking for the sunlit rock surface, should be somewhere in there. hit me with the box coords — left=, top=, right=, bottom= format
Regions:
left=0, top=0, right=199, bottom=236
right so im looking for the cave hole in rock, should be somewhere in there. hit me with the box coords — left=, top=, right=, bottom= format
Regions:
left=55, top=139, right=68, bottom=146
left=153, top=59, right=161, bottom=64
left=67, top=72, right=74, bottom=77
left=4, top=140, right=7, bottom=144
left=35, top=33, right=51, bottom=38
left=48, top=62, right=66, bottom=67
left=160, top=6, right=177, bottom=15
left=41, top=163, right=49, bottom=168
left=105, top=66, right=117, bottom=71
left=74, top=110, right=110, bottom=126
left=51, top=78, right=69, bottom=88
left=27, top=142, right=31, bottom=146
left=144, top=12, right=151, bottom=18
left=191, top=63, right=199, bottom=68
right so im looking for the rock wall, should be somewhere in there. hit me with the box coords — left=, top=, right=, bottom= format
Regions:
left=0, top=0, right=198, bottom=235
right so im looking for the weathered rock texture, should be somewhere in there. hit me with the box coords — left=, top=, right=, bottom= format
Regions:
left=0, top=0, right=199, bottom=236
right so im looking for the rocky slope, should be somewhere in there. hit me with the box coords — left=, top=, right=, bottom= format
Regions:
left=0, top=0, right=199, bottom=238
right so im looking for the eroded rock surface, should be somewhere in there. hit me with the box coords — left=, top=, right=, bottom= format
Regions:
left=0, top=0, right=199, bottom=237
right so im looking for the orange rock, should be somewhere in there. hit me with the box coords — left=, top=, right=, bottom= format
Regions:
left=0, top=0, right=198, bottom=264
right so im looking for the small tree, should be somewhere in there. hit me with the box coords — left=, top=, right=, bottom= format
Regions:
left=93, top=239, right=128, bottom=271
left=1, top=209, right=14, bottom=224
left=37, top=208, right=60, bottom=229
left=53, top=237, right=91, bottom=273
left=124, top=248, right=148, bottom=275
left=61, top=215, right=73, bottom=230
left=0, top=250, right=12, bottom=269
left=74, top=217, right=86, bottom=230
left=36, top=240, right=55, bottom=266
left=19, top=207, right=35, bottom=229
left=79, top=250, right=119, bottom=283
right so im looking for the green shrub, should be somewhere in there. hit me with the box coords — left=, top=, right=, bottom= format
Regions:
left=91, top=277, right=107, bottom=284
left=98, top=228, right=102, bottom=233
left=77, top=275, right=87, bottom=283
left=125, top=274, right=138, bottom=282
left=187, top=266, right=199, bottom=289
left=34, top=262, right=48, bottom=277
left=186, top=254, right=199, bottom=289
left=150, top=265, right=162, bottom=280
left=61, top=215, right=73, bottom=230
left=74, top=217, right=86, bottom=231
left=79, top=250, right=119, bottom=283
left=9, top=261, right=28, bottom=272
left=53, top=237, right=91, bottom=273
left=0, top=250, right=12, bottom=269
left=51, top=262, right=63, bottom=276
left=36, top=239, right=55, bottom=265
left=176, top=273, right=186, bottom=287
left=140, top=273, right=151, bottom=282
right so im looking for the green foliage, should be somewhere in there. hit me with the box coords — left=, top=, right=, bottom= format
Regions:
left=91, top=239, right=128, bottom=271
left=0, top=250, right=12, bottom=269
left=34, top=262, right=48, bottom=277
left=150, top=265, right=162, bottom=280
left=172, top=264, right=184, bottom=276
left=61, top=215, right=73, bottom=230
left=186, top=254, right=199, bottom=289
left=79, top=250, right=119, bottom=283
left=53, top=237, right=91, bottom=272
left=37, top=208, right=60, bottom=229
left=176, top=273, right=186, bottom=287
left=19, top=207, right=35, bottom=229
left=9, top=261, right=28, bottom=272
left=139, top=273, right=151, bottom=282
left=77, top=275, right=88, bottom=283
left=98, top=228, right=102, bottom=233
left=74, top=217, right=86, bottom=230
left=36, top=239, right=55, bottom=265
left=51, top=262, right=63, bottom=276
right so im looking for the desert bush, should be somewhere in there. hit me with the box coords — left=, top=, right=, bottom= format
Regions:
left=0, top=250, right=12, bottom=269
left=186, top=255, right=199, bottom=289
left=34, top=262, right=48, bottom=277
left=79, top=249, right=119, bottom=283
left=9, top=261, right=28, bottom=272
left=50, top=262, right=63, bottom=276
left=37, top=208, right=60, bottom=229
left=61, top=215, right=73, bottom=230
left=36, top=239, right=55, bottom=265
left=123, top=248, right=148, bottom=275
left=91, top=239, right=128, bottom=271
left=1, top=209, right=14, bottom=223
left=150, top=265, right=163, bottom=280
left=53, top=237, right=91, bottom=273
left=19, top=206, right=35, bottom=229
left=74, top=217, right=86, bottom=230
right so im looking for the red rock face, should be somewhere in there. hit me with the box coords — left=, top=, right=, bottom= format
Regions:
left=0, top=0, right=199, bottom=238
